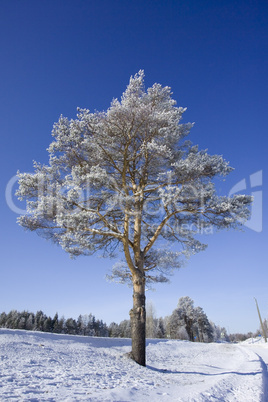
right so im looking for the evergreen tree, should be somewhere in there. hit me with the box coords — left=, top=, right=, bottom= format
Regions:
left=118, top=320, right=131, bottom=338
left=77, top=314, right=85, bottom=335
left=43, top=316, right=53, bottom=332
left=177, top=296, right=196, bottom=341
left=109, top=322, right=121, bottom=337
left=34, top=311, right=46, bottom=331
left=17, top=315, right=26, bottom=330
left=155, top=317, right=165, bottom=338
left=194, top=307, right=213, bottom=342
left=25, top=313, right=34, bottom=330
left=17, top=71, right=252, bottom=365
left=0, top=312, right=7, bottom=327
left=52, top=313, right=60, bottom=333
left=86, top=314, right=95, bottom=336
left=64, top=318, right=77, bottom=334
left=5, top=310, right=19, bottom=329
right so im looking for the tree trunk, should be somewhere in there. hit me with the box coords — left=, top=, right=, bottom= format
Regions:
left=129, top=273, right=146, bottom=366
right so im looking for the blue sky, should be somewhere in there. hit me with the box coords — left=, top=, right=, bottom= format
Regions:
left=1, top=0, right=267, bottom=334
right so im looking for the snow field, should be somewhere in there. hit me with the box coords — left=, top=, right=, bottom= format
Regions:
left=0, top=329, right=266, bottom=401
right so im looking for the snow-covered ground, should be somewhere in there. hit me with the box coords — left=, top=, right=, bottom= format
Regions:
left=0, top=329, right=267, bottom=401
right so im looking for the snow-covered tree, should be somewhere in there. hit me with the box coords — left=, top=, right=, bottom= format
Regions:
left=77, top=314, right=87, bottom=336
left=51, top=313, right=61, bottom=333
left=0, top=312, right=7, bottom=327
left=33, top=310, right=46, bottom=331
left=109, top=322, right=121, bottom=337
left=86, top=314, right=96, bottom=336
left=64, top=318, right=77, bottom=334
left=170, top=297, right=214, bottom=342
left=118, top=319, right=131, bottom=338
left=211, top=323, right=230, bottom=342
left=146, top=301, right=156, bottom=338
left=25, top=313, right=34, bottom=330
left=43, top=316, right=53, bottom=332
left=16, top=71, right=252, bottom=365
left=17, top=315, right=26, bottom=330
left=155, top=317, right=166, bottom=338
left=194, top=306, right=214, bottom=343
left=170, top=296, right=196, bottom=340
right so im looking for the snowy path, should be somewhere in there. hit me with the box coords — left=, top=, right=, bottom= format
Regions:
left=0, top=329, right=266, bottom=401
left=242, top=338, right=268, bottom=402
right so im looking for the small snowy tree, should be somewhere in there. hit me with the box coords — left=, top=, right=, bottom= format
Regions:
left=17, top=71, right=252, bottom=365
left=155, top=317, right=166, bottom=338
left=146, top=301, right=156, bottom=338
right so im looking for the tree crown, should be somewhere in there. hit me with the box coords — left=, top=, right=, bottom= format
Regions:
left=17, top=71, right=252, bottom=283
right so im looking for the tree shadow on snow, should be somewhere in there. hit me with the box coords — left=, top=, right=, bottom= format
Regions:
left=254, top=353, right=268, bottom=398
left=146, top=365, right=262, bottom=377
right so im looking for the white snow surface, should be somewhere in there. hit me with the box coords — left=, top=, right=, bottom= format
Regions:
left=0, top=329, right=267, bottom=401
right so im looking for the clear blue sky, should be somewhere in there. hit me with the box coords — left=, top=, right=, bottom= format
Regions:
left=1, top=0, right=267, bottom=334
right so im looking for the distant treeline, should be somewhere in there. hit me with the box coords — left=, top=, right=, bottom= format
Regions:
left=0, top=310, right=109, bottom=337
left=0, top=297, right=261, bottom=342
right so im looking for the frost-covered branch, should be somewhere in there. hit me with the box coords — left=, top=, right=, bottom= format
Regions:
left=17, top=70, right=252, bottom=281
